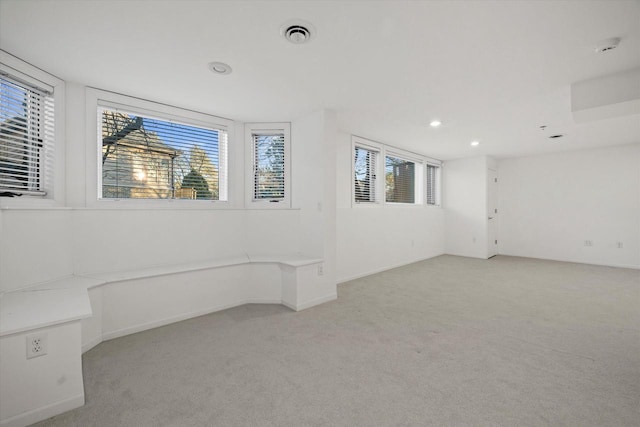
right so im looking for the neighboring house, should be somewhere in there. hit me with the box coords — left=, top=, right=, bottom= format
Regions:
left=101, top=111, right=178, bottom=199
left=386, top=160, right=415, bottom=203
left=0, top=116, right=40, bottom=192
left=101, top=111, right=218, bottom=200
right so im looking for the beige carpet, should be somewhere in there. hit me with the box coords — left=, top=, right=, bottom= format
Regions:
left=33, top=255, right=640, bottom=426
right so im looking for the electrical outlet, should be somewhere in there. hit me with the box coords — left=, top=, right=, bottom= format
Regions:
left=584, top=240, right=593, bottom=247
left=616, top=242, right=623, bottom=249
left=317, top=264, right=324, bottom=276
left=26, top=333, right=48, bottom=359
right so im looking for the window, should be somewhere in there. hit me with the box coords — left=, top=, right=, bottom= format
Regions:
left=245, top=123, right=290, bottom=207
left=0, top=65, right=56, bottom=197
left=353, top=145, right=379, bottom=203
left=97, top=103, right=228, bottom=201
left=426, top=163, right=441, bottom=206
left=351, top=135, right=439, bottom=207
left=385, top=154, right=416, bottom=203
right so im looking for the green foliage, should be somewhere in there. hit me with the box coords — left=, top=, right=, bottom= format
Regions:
left=181, top=169, right=212, bottom=199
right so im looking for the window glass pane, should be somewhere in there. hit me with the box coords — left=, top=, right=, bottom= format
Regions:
left=253, top=134, right=285, bottom=200
left=385, top=155, right=415, bottom=203
left=0, top=76, right=52, bottom=194
left=354, top=146, right=377, bottom=202
left=426, top=164, right=439, bottom=205
left=100, top=108, right=226, bottom=200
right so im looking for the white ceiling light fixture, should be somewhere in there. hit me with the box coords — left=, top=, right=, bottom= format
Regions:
left=470, top=141, right=480, bottom=146
left=281, top=19, right=316, bottom=44
left=430, top=120, right=442, bottom=128
left=594, top=37, right=621, bottom=53
left=208, top=62, right=232, bottom=75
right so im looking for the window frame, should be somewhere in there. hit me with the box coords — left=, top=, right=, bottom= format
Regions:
left=383, top=149, right=424, bottom=206
left=425, top=160, right=442, bottom=207
left=352, top=136, right=382, bottom=207
left=0, top=50, right=65, bottom=208
left=244, top=122, right=291, bottom=209
left=351, top=135, right=441, bottom=209
left=86, top=88, right=233, bottom=209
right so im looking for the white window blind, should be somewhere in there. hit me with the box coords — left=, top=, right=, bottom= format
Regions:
left=99, top=106, right=227, bottom=201
left=252, top=133, right=285, bottom=200
left=426, top=163, right=440, bottom=206
left=385, top=154, right=415, bottom=203
left=0, top=75, right=54, bottom=196
left=354, top=145, right=378, bottom=203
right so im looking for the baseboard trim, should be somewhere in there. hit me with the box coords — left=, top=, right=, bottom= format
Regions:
left=497, top=253, right=640, bottom=270
left=0, top=394, right=84, bottom=427
left=102, top=299, right=254, bottom=342
left=283, top=293, right=338, bottom=312
left=84, top=296, right=327, bottom=353
left=337, top=253, right=445, bottom=284
left=81, top=335, right=102, bottom=353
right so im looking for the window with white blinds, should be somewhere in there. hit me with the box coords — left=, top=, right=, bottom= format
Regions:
left=385, top=154, right=416, bottom=204
left=252, top=133, right=285, bottom=200
left=354, top=145, right=378, bottom=203
left=0, top=75, right=54, bottom=196
left=426, top=163, right=440, bottom=206
left=245, top=123, right=290, bottom=206
left=98, top=105, right=228, bottom=201
left=352, top=135, right=440, bottom=208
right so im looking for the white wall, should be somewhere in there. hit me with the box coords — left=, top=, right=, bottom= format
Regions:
left=1, top=87, right=342, bottom=426
left=0, top=322, right=84, bottom=427
left=0, top=84, right=339, bottom=293
left=291, top=109, right=338, bottom=302
left=0, top=209, right=74, bottom=293
left=444, top=156, right=495, bottom=259
left=498, top=143, right=640, bottom=268
left=336, top=132, right=445, bottom=282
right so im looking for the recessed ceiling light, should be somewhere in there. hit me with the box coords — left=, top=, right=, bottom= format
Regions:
left=430, top=120, right=442, bottom=128
left=470, top=141, right=480, bottom=146
left=280, top=19, right=316, bottom=44
left=208, top=62, right=232, bottom=75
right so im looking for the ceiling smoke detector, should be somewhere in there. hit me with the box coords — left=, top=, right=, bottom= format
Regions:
left=594, top=37, right=621, bottom=53
left=281, top=20, right=316, bottom=44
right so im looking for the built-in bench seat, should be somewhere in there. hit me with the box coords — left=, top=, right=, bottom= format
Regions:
left=0, top=253, right=324, bottom=338
left=0, top=253, right=330, bottom=427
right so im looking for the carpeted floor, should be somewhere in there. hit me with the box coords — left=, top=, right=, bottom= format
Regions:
left=33, top=255, right=640, bottom=427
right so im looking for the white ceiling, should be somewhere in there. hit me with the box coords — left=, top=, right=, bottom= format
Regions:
left=1, top=0, right=639, bottom=160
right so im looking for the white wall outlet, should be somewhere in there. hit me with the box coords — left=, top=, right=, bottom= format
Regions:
left=317, top=263, right=324, bottom=276
left=616, top=241, right=623, bottom=249
left=584, top=240, right=593, bottom=247
left=26, top=333, right=48, bottom=359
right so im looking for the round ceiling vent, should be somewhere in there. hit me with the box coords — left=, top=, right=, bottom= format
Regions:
left=281, top=20, right=316, bottom=44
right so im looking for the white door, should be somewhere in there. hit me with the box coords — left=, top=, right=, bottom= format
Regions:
left=487, top=168, right=498, bottom=258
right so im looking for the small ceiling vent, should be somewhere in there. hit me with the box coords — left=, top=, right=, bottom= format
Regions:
left=281, top=20, right=316, bottom=44
left=285, top=26, right=311, bottom=43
